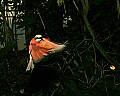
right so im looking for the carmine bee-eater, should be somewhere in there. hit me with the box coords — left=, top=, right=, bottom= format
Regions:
left=26, top=35, right=66, bottom=71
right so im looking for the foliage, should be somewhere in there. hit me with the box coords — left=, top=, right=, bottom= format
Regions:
left=0, top=0, right=120, bottom=96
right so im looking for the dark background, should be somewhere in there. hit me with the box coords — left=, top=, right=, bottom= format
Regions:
left=0, top=0, right=120, bottom=96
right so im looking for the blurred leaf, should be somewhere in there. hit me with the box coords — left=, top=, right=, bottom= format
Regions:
left=57, top=0, right=64, bottom=7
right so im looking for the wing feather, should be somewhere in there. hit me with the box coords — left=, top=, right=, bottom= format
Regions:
left=29, top=37, right=66, bottom=62
left=26, top=36, right=66, bottom=72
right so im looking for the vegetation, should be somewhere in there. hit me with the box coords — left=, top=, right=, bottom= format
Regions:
left=0, top=0, right=120, bottom=96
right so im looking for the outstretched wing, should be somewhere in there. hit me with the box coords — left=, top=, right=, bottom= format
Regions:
left=26, top=36, right=66, bottom=71
left=29, top=38, right=66, bottom=62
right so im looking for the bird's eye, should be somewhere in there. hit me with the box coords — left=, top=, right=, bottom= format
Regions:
left=35, top=38, right=41, bottom=42
left=34, top=35, right=43, bottom=42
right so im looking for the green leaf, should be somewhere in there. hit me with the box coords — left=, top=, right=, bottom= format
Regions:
left=57, top=0, right=64, bottom=7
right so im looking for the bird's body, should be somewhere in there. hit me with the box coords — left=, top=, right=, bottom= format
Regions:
left=23, top=35, right=66, bottom=94
left=26, top=35, right=66, bottom=71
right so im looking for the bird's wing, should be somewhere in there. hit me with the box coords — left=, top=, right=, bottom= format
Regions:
left=26, top=35, right=66, bottom=72
left=29, top=38, right=66, bottom=62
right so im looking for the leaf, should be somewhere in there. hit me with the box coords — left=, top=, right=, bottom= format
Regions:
left=57, top=0, right=64, bottom=7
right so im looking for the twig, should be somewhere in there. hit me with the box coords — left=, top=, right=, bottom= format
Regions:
left=104, top=77, right=108, bottom=94
left=75, top=39, right=85, bottom=49
left=100, top=34, right=114, bottom=42
left=51, top=87, right=59, bottom=96
left=90, top=76, right=102, bottom=89
left=113, top=76, right=116, bottom=89
left=79, top=44, right=92, bottom=54
left=72, top=0, right=120, bottom=69
left=92, top=44, right=97, bottom=74
left=84, top=71, right=89, bottom=88
left=36, top=9, right=48, bottom=35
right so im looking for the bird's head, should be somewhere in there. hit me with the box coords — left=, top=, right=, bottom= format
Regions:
left=30, top=35, right=43, bottom=46
left=34, top=35, right=43, bottom=42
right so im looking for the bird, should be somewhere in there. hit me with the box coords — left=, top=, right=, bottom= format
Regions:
left=26, top=34, right=66, bottom=71
left=23, top=35, right=66, bottom=94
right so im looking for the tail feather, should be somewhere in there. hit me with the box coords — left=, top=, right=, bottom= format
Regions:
left=26, top=54, right=34, bottom=72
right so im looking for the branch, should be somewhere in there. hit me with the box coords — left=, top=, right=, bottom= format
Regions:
left=73, top=0, right=120, bottom=69
left=36, top=9, right=48, bottom=36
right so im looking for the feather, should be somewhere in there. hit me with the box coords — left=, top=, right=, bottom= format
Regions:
left=26, top=51, right=34, bottom=71
left=26, top=35, right=66, bottom=71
